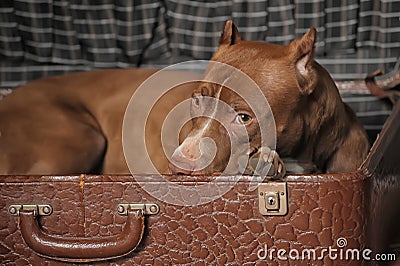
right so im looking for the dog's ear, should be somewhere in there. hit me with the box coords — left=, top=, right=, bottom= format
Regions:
left=220, top=20, right=242, bottom=46
left=290, top=27, right=317, bottom=95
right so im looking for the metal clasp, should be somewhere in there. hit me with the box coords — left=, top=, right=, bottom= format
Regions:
left=116, top=203, right=160, bottom=216
left=8, top=204, right=53, bottom=217
left=258, top=182, right=288, bottom=216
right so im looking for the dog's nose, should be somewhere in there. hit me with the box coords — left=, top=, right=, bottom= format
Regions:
left=168, top=145, right=197, bottom=175
left=169, top=137, right=216, bottom=175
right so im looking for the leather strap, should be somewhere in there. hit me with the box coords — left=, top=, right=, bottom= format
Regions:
left=365, top=69, right=400, bottom=105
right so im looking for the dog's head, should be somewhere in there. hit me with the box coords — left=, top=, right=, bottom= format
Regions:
left=169, top=20, right=318, bottom=175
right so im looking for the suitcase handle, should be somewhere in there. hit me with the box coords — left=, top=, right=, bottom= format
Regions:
left=18, top=207, right=145, bottom=262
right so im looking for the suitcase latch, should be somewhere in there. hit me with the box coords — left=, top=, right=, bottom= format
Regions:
left=258, top=182, right=288, bottom=216
left=8, top=204, right=53, bottom=217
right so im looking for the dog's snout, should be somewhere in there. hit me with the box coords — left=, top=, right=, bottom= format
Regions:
left=169, top=147, right=197, bottom=174
left=180, top=144, right=200, bottom=161
left=169, top=137, right=217, bottom=175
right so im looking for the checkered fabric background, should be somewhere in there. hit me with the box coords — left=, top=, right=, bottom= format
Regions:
left=0, top=0, right=169, bottom=87
left=161, top=0, right=399, bottom=80
left=1, top=0, right=399, bottom=88
left=0, top=0, right=398, bottom=139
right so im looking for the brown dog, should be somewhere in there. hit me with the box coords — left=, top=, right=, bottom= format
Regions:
left=0, top=20, right=369, bottom=175
left=169, top=21, right=370, bottom=174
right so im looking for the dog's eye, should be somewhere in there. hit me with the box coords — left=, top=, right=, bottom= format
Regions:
left=236, top=113, right=252, bottom=124
left=192, top=96, right=200, bottom=107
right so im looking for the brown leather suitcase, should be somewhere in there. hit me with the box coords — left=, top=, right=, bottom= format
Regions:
left=1, top=91, right=400, bottom=265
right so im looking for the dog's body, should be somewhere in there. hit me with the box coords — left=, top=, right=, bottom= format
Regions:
left=0, top=21, right=370, bottom=175
left=0, top=69, right=197, bottom=174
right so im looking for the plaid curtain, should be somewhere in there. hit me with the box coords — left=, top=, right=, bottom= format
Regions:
left=0, top=0, right=169, bottom=87
left=162, top=0, right=399, bottom=80
left=0, top=0, right=399, bottom=88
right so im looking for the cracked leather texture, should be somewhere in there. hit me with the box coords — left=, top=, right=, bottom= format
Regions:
left=1, top=174, right=367, bottom=266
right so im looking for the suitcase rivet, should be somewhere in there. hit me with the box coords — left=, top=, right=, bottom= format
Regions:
left=9, top=206, right=17, bottom=215
left=42, top=206, right=51, bottom=215
left=149, top=205, right=158, bottom=213
left=117, top=205, right=125, bottom=214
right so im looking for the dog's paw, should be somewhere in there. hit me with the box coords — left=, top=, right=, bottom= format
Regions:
left=282, top=158, right=321, bottom=174
left=245, top=146, right=286, bottom=179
